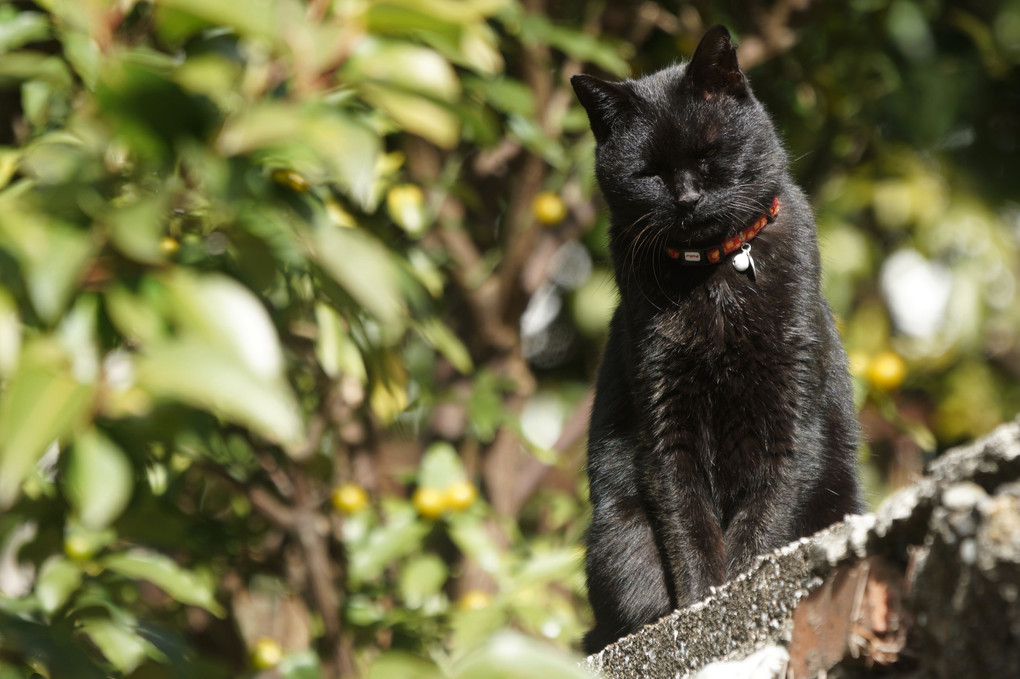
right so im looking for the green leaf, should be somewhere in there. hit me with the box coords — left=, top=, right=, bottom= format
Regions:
left=0, top=51, right=71, bottom=87
left=104, top=284, right=167, bottom=345
left=398, top=554, right=448, bottom=607
left=346, top=37, right=460, bottom=101
left=64, top=429, right=134, bottom=530
left=348, top=510, right=431, bottom=584
left=447, top=514, right=503, bottom=576
left=418, top=441, right=466, bottom=489
left=313, top=225, right=405, bottom=332
left=0, top=289, right=20, bottom=378
left=134, top=338, right=304, bottom=449
left=0, top=612, right=106, bottom=679
left=95, top=61, right=219, bottom=161
left=344, top=38, right=462, bottom=148
left=0, top=214, right=94, bottom=323
left=368, top=651, right=444, bottom=679
left=517, top=14, right=630, bottom=77
left=506, top=547, right=582, bottom=593
left=158, top=0, right=275, bottom=39
left=415, top=318, right=473, bottom=374
left=36, top=556, right=82, bottom=614
left=0, top=339, right=94, bottom=509
left=314, top=302, right=367, bottom=381
left=279, top=649, right=322, bottom=679
left=452, top=632, right=589, bottom=679
left=219, top=104, right=382, bottom=209
left=107, top=195, right=167, bottom=264
left=0, top=10, right=50, bottom=54
left=102, top=549, right=225, bottom=616
left=163, top=270, right=284, bottom=381
left=78, top=617, right=162, bottom=674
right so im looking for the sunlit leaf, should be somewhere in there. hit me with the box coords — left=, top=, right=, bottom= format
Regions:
left=218, top=104, right=382, bottom=208
left=348, top=510, right=431, bottom=584
left=415, top=318, right=473, bottom=374
left=163, top=270, right=284, bottom=380
left=314, top=302, right=367, bottom=382
left=399, top=554, right=448, bottom=608
left=419, top=441, right=466, bottom=489
left=134, top=338, right=304, bottom=449
left=36, top=556, right=82, bottom=614
left=279, top=650, right=322, bottom=679
left=368, top=651, right=444, bottom=679
left=64, top=428, right=134, bottom=530
left=157, top=0, right=275, bottom=39
left=452, top=631, right=590, bottom=679
left=0, top=212, right=94, bottom=323
left=0, top=340, right=94, bottom=509
left=517, top=14, right=629, bottom=77
left=0, top=9, right=49, bottom=53
left=79, top=617, right=162, bottom=674
left=313, top=224, right=405, bottom=331
left=0, top=289, right=21, bottom=378
left=447, top=514, right=503, bottom=576
left=102, top=549, right=225, bottom=616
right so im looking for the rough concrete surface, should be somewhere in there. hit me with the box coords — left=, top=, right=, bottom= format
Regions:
left=584, top=417, right=1020, bottom=679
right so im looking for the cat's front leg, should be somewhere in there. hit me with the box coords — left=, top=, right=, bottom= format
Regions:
left=640, top=445, right=726, bottom=608
left=721, top=466, right=795, bottom=576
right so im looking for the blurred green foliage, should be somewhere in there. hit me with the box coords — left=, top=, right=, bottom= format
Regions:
left=0, top=0, right=1017, bottom=677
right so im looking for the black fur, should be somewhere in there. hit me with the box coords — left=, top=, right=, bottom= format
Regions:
left=572, top=26, right=862, bottom=654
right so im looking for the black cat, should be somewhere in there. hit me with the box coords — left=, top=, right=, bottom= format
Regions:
left=571, top=26, right=862, bottom=654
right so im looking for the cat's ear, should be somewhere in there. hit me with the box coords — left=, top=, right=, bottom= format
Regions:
left=571, top=74, right=635, bottom=143
left=686, top=25, right=747, bottom=97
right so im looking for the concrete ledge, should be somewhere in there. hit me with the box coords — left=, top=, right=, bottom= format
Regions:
left=585, top=418, right=1020, bottom=679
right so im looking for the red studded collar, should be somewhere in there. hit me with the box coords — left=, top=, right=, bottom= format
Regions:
left=666, top=196, right=780, bottom=266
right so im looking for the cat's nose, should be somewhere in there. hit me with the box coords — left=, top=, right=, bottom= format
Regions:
left=673, top=171, right=703, bottom=208
left=676, top=187, right=703, bottom=208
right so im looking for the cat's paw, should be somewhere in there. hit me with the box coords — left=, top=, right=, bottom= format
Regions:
left=692, top=644, right=789, bottom=679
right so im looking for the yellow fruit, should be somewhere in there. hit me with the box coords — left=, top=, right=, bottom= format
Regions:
left=331, top=483, right=369, bottom=514
left=443, top=480, right=478, bottom=512
left=63, top=535, right=94, bottom=562
left=159, top=237, right=179, bottom=255
left=271, top=168, right=310, bottom=192
left=251, top=638, right=283, bottom=670
left=867, top=351, right=907, bottom=391
left=413, top=486, right=446, bottom=520
left=532, top=191, right=568, bottom=226
left=457, top=589, right=492, bottom=611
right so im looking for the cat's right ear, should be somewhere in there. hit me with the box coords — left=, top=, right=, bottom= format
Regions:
left=571, top=75, right=635, bottom=143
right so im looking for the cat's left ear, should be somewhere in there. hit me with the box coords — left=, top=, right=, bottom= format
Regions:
left=686, top=25, right=747, bottom=98
left=571, top=74, right=635, bottom=143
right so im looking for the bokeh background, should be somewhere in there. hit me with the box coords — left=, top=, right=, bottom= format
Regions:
left=0, top=0, right=1018, bottom=677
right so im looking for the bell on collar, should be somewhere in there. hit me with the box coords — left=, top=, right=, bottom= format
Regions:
left=732, top=243, right=756, bottom=281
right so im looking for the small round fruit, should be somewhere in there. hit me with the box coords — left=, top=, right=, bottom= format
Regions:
left=159, top=237, right=179, bottom=255
left=457, top=589, right=492, bottom=611
left=63, top=535, right=94, bottom=562
left=331, top=483, right=369, bottom=514
left=867, top=351, right=907, bottom=391
left=532, top=191, right=568, bottom=226
left=251, top=638, right=283, bottom=670
left=444, top=480, right=478, bottom=512
left=413, top=486, right=446, bottom=520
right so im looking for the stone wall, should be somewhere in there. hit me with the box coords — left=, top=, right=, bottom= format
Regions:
left=585, top=417, right=1020, bottom=679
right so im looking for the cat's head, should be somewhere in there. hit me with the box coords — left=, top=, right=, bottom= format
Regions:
left=572, top=25, right=786, bottom=252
